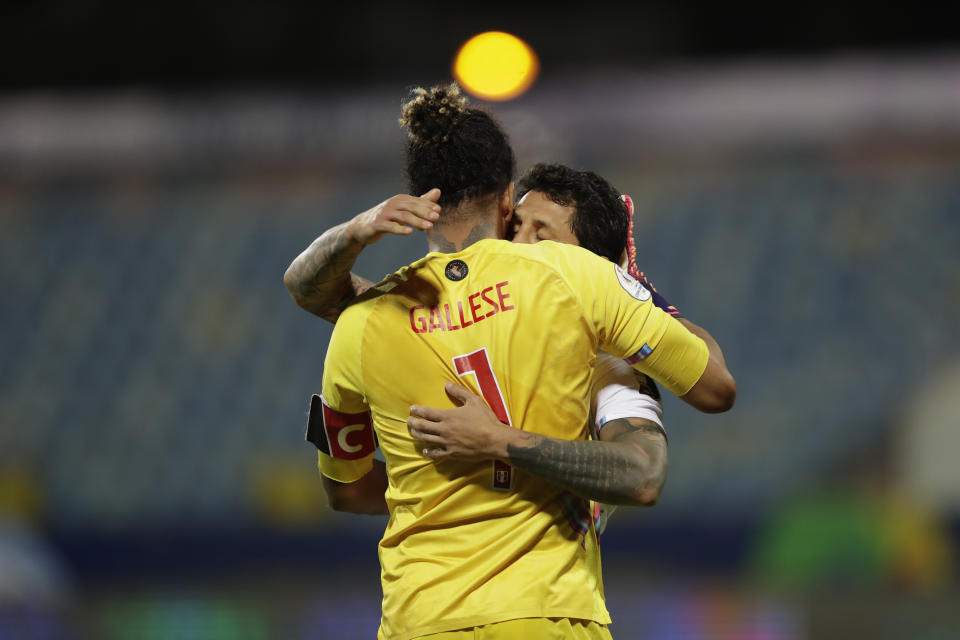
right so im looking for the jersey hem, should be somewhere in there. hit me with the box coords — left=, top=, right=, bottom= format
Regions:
left=380, top=606, right=612, bottom=640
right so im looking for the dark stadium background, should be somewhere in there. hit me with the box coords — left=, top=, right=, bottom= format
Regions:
left=1, top=2, right=958, bottom=638
left=3, top=0, right=958, bottom=88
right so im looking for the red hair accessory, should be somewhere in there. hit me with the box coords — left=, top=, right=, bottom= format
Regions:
left=620, top=194, right=642, bottom=281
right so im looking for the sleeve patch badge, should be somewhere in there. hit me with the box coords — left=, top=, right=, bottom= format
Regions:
left=625, top=343, right=654, bottom=364
left=614, top=264, right=651, bottom=302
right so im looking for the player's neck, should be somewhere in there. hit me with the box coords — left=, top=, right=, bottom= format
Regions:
left=426, top=203, right=502, bottom=253
left=426, top=219, right=498, bottom=253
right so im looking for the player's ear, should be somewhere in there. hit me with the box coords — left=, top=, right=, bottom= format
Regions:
left=499, top=182, right=515, bottom=221
left=497, top=182, right=515, bottom=237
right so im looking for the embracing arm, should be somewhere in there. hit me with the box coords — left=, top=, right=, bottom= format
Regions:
left=321, top=460, right=389, bottom=515
left=505, top=418, right=667, bottom=506
left=408, top=383, right=667, bottom=506
left=283, top=189, right=441, bottom=322
left=284, top=223, right=376, bottom=322
left=677, top=317, right=737, bottom=413
left=624, top=265, right=736, bottom=414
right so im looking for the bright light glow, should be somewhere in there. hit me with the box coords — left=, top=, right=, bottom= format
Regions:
left=453, top=31, right=539, bottom=101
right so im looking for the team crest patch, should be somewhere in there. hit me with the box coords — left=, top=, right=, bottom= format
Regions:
left=445, top=259, right=468, bottom=281
left=614, top=264, right=651, bottom=301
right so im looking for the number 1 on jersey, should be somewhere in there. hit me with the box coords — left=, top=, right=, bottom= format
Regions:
left=452, top=347, right=514, bottom=491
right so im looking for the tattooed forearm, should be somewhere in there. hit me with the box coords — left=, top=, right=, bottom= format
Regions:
left=505, top=418, right=667, bottom=506
left=283, top=223, right=375, bottom=322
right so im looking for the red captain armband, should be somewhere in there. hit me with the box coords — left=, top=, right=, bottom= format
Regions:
left=305, top=394, right=375, bottom=460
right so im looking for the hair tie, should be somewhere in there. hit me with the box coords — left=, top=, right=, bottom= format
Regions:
left=620, top=194, right=642, bottom=281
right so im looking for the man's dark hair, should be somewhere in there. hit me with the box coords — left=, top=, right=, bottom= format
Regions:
left=517, top=163, right=629, bottom=263
left=399, top=83, right=515, bottom=210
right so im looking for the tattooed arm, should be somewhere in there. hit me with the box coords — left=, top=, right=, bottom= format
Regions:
left=408, top=382, right=667, bottom=506
left=506, top=418, right=666, bottom=506
left=284, top=223, right=376, bottom=322
left=283, top=189, right=441, bottom=322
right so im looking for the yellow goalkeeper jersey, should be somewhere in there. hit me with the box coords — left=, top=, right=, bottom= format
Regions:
left=317, top=238, right=708, bottom=640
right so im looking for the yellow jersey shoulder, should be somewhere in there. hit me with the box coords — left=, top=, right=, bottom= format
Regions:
left=493, top=239, right=619, bottom=301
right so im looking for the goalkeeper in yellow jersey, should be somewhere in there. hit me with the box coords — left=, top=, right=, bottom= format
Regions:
left=286, top=84, right=735, bottom=640
left=288, top=162, right=732, bottom=536
left=288, top=171, right=730, bottom=533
